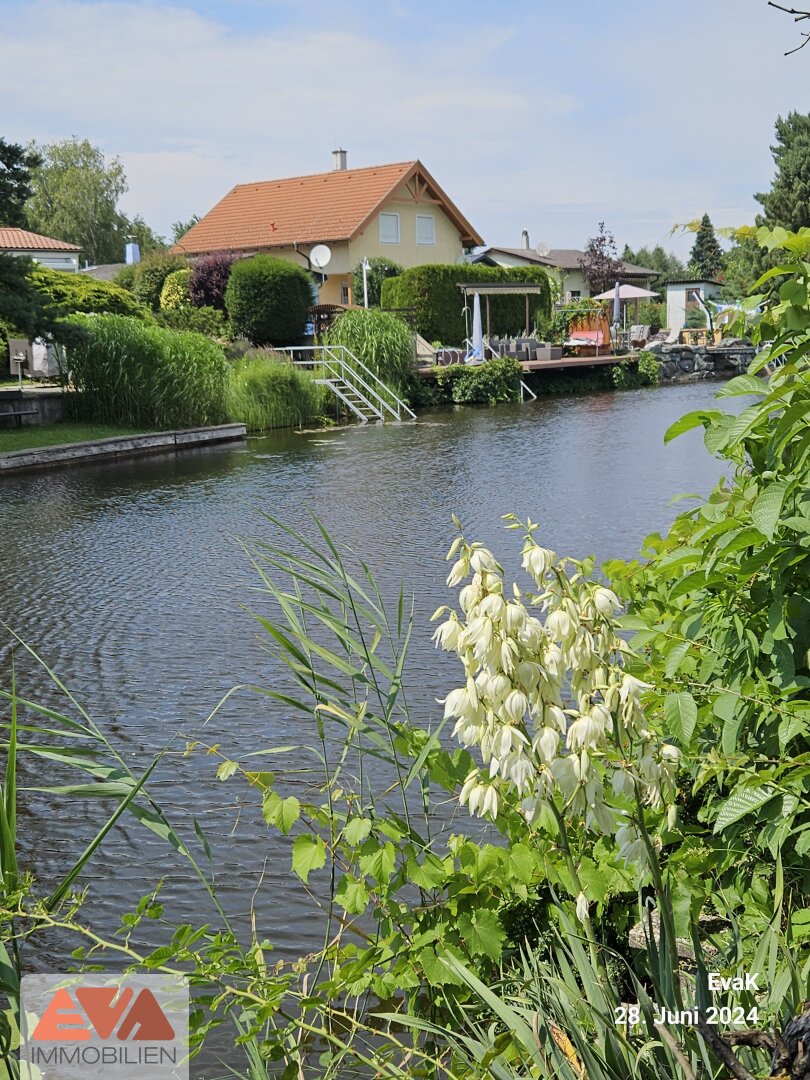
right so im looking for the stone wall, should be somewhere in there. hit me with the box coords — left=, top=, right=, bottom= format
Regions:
left=646, top=340, right=755, bottom=382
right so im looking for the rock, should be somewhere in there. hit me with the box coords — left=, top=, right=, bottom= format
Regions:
left=659, top=361, right=678, bottom=380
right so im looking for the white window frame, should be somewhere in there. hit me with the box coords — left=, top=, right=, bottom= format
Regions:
left=416, top=214, right=436, bottom=245
left=379, top=212, right=400, bottom=245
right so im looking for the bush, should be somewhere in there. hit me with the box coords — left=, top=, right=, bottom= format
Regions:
left=65, top=314, right=229, bottom=429
left=159, top=268, right=192, bottom=310
left=684, top=305, right=707, bottom=328
left=132, top=252, right=188, bottom=310
left=225, top=255, right=311, bottom=346
left=380, top=264, right=552, bottom=344
left=637, top=300, right=666, bottom=333
left=610, top=350, right=661, bottom=389
left=112, top=264, right=139, bottom=291
left=417, top=357, right=523, bottom=405
left=189, top=253, right=237, bottom=311
left=155, top=305, right=226, bottom=338
left=325, top=308, right=414, bottom=392
left=224, top=354, right=329, bottom=431
left=31, top=266, right=152, bottom=320
left=350, top=257, right=404, bottom=308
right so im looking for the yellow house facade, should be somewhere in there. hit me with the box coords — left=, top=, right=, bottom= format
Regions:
left=173, top=154, right=483, bottom=307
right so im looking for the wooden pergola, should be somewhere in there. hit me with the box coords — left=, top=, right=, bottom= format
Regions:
left=457, top=282, right=547, bottom=339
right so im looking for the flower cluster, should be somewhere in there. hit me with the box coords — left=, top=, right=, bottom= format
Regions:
left=433, top=517, right=679, bottom=869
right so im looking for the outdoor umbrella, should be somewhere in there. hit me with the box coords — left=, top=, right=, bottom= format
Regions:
left=612, top=280, right=622, bottom=326
left=468, top=292, right=484, bottom=361
left=594, top=283, right=659, bottom=328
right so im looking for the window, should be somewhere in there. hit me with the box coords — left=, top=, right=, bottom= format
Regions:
left=570, top=290, right=581, bottom=300
left=416, top=214, right=436, bottom=245
left=340, top=282, right=350, bottom=305
left=379, top=212, right=400, bottom=244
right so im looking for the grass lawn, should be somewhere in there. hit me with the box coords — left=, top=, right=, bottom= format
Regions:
left=0, top=422, right=140, bottom=454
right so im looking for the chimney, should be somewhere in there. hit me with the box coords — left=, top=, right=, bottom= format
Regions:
left=125, top=242, right=141, bottom=265
left=521, top=229, right=530, bottom=250
left=332, top=148, right=348, bottom=172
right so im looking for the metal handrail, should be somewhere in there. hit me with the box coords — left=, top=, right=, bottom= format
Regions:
left=299, top=354, right=383, bottom=422
left=278, top=345, right=416, bottom=422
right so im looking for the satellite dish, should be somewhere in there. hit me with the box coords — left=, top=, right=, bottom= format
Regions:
left=535, top=242, right=551, bottom=258
left=310, top=244, right=332, bottom=269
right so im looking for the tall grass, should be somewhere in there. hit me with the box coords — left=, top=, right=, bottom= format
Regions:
left=65, top=314, right=230, bottom=430
left=224, top=353, right=329, bottom=431
left=326, top=309, right=416, bottom=393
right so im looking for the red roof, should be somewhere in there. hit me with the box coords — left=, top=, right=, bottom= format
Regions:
left=173, top=160, right=483, bottom=255
left=0, top=228, right=81, bottom=252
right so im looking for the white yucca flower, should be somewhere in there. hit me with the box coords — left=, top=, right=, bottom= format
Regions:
left=593, top=586, right=622, bottom=617
left=502, top=689, right=528, bottom=724
left=433, top=618, right=460, bottom=651
left=469, top=546, right=498, bottom=573
left=575, top=891, right=590, bottom=925
left=533, top=726, right=559, bottom=763
left=566, top=714, right=604, bottom=751
left=522, top=543, right=555, bottom=580
left=447, top=557, right=470, bottom=587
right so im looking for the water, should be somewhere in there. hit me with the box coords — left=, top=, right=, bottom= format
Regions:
left=0, top=383, right=730, bottom=1062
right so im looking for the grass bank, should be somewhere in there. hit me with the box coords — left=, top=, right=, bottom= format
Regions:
left=0, top=422, right=137, bottom=454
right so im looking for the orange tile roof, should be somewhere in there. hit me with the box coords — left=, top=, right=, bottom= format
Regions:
left=173, top=160, right=483, bottom=255
left=0, top=228, right=81, bottom=252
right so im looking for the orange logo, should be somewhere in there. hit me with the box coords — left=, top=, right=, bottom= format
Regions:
left=32, top=986, right=176, bottom=1042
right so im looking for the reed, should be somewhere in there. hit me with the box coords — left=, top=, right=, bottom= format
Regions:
left=223, top=353, right=329, bottom=431
left=326, top=308, right=416, bottom=394
left=64, top=314, right=230, bottom=430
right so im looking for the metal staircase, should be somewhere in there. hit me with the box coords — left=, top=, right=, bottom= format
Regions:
left=276, top=345, right=417, bottom=424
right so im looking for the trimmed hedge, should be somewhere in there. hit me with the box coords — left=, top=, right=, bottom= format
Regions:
left=31, top=266, right=152, bottom=320
left=225, top=255, right=310, bottom=346
left=160, top=268, right=192, bottom=310
left=380, top=264, right=552, bottom=344
left=155, top=305, right=226, bottom=338
left=189, top=253, right=237, bottom=311
left=132, top=252, right=189, bottom=309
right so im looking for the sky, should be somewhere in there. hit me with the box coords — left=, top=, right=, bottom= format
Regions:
left=2, top=0, right=809, bottom=259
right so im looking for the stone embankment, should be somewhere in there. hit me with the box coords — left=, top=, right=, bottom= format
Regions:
left=647, top=339, right=755, bottom=382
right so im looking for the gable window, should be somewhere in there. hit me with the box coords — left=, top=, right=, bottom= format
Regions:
left=379, top=212, right=400, bottom=244
left=416, top=214, right=436, bottom=245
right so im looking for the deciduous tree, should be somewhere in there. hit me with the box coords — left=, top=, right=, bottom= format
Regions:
left=579, top=222, right=622, bottom=294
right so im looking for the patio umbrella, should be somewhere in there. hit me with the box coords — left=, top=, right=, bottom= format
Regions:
left=612, top=280, right=622, bottom=326
left=593, top=284, right=659, bottom=301
left=469, top=292, right=483, bottom=359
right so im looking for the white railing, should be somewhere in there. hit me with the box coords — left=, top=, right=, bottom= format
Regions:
left=276, top=345, right=416, bottom=423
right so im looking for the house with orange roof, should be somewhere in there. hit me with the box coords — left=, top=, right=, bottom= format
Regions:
left=0, top=228, right=81, bottom=272
left=172, top=151, right=484, bottom=306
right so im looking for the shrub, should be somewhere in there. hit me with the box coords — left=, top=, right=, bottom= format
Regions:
left=64, top=313, right=229, bottom=429
left=637, top=300, right=666, bottom=333
left=156, top=305, right=227, bottom=338
left=225, top=255, right=311, bottom=346
left=31, top=266, right=152, bottom=320
left=159, top=267, right=192, bottom=310
left=637, top=349, right=661, bottom=384
left=112, top=264, right=139, bottom=291
left=380, top=264, right=552, bottom=344
left=132, top=252, right=188, bottom=309
left=684, top=305, right=707, bottom=328
left=189, top=253, right=237, bottom=311
left=610, top=350, right=661, bottom=389
left=350, top=257, right=404, bottom=308
left=326, top=308, right=414, bottom=392
left=418, top=357, right=523, bottom=405
left=224, top=353, right=328, bottom=431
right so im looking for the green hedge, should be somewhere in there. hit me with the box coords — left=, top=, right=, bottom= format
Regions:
left=131, top=252, right=189, bottom=310
left=65, top=314, right=229, bottom=429
left=380, top=264, right=552, bottom=344
left=225, top=255, right=310, bottom=345
left=31, top=266, right=152, bottom=320
left=160, top=267, right=192, bottom=310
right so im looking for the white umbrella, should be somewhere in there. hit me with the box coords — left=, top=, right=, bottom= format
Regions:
left=612, top=280, right=622, bottom=326
left=468, top=292, right=483, bottom=361
left=593, top=284, right=659, bottom=301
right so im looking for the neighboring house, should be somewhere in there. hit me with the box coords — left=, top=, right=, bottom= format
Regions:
left=665, top=278, right=722, bottom=334
left=80, top=263, right=127, bottom=281
left=172, top=151, right=484, bottom=306
left=0, top=228, right=80, bottom=272
left=473, top=240, right=657, bottom=299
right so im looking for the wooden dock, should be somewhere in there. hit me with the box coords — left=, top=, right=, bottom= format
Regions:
left=418, top=353, right=635, bottom=376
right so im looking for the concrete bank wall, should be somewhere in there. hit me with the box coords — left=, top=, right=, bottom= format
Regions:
left=0, top=388, right=64, bottom=424
left=0, top=424, right=247, bottom=475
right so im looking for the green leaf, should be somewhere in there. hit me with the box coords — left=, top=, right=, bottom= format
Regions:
left=664, top=410, right=722, bottom=444
left=418, top=948, right=465, bottom=987
left=407, top=853, right=448, bottom=890
left=790, top=909, right=810, bottom=942
left=335, top=874, right=369, bottom=914
left=713, top=786, right=777, bottom=833
left=751, top=482, right=789, bottom=540
left=359, top=841, right=396, bottom=883
left=664, top=691, right=698, bottom=745
left=458, top=908, right=506, bottom=961
left=715, top=374, right=768, bottom=398
left=291, top=834, right=326, bottom=884
left=780, top=278, right=807, bottom=306
left=216, top=759, right=238, bottom=781
left=664, top=641, right=691, bottom=678
left=343, top=816, right=373, bottom=846
left=506, top=843, right=536, bottom=885
left=262, top=791, right=300, bottom=835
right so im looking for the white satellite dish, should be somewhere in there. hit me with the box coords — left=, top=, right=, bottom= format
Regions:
left=310, top=244, right=332, bottom=269
left=535, top=242, right=551, bottom=258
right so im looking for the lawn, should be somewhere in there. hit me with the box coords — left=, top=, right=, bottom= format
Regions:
left=0, top=422, right=140, bottom=454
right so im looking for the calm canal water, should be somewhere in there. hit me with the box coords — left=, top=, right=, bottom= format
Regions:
left=0, top=382, right=731, bottom=995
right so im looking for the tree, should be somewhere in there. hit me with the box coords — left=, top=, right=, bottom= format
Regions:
left=622, top=244, right=685, bottom=291
left=26, top=138, right=129, bottom=264
left=127, top=214, right=166, bottom=255
left=720, top=234, right=761, bottom=300
left=579, top=222, right=622, bottom=294
left=350, top=257, right=404, bottom=308
left=688, top=214, right=725, bottom=280
left=0, top=254, right=83, bottom=345
left=172, top=215, right=200, bottom=244
left=770, top=2, right=810, bottom=54
left=755, top=111, right=810, bottom=232
left=0, top=138, right=39, bottom=227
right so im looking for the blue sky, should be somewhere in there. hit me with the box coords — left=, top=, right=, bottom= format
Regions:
left=3, top=0, right=809, bottom=258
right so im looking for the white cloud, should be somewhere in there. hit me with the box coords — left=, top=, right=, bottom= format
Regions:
left=3, top=0, right=808, bottom=256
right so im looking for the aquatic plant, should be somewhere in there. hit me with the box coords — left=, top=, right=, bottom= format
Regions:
left=223, top=353, right=328, bottom=430
left=325, top=307, right=416, bottom=393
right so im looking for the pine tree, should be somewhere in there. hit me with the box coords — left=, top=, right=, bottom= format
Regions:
left=756, top=111, right=810, bottom=232
left=689, top=214, right=725, bottom=280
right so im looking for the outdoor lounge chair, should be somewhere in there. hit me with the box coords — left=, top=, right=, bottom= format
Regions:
left=629, top=325, right=650, bottom=348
